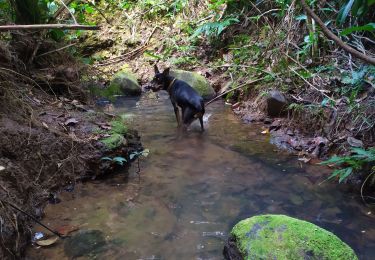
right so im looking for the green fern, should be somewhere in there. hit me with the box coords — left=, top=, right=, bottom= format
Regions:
left=320, top=147, right=375, bottom=183
left=192, top=17, right=239, bottom=39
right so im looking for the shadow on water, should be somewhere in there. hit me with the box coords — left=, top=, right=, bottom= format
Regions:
left=28, top=93, right=375, bottom=259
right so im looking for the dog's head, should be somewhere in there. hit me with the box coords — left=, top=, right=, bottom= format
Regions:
left=149, top=65, right=170, bottom=91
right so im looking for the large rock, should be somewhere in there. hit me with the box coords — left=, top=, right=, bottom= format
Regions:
left=267, top=90, right=287, bottom=117
left=223, top=214, right=358, bottom=260
left=110, top=70, right=141, bottom=96
left=170, top=69, right=215, bottom=100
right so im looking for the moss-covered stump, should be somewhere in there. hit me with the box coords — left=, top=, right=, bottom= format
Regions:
left=110, top=70, right=141, bottom=96
left=223, top=214, right=357, bottom=260
left=170, top=69, right=215, bottom=100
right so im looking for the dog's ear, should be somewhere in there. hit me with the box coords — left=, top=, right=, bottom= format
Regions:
left=163, top=67, right=170, bottom=76
left=154, top=64, right=160, bottom=74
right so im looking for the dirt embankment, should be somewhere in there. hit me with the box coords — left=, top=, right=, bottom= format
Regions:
left=0, top=38, right=142, bottom=259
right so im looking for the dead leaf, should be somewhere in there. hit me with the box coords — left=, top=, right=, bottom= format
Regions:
left=42, top=122, right=49, bottom=129
left=55, top=225, right=79, bottom=237
left=298, top=157, right=311, bottom=163
left=64, top=118, right=79, bottom=126
left=36, top=236, right=58, bottom=246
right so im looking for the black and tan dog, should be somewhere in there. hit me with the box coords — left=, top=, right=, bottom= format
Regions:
left=150, top=65, right=205, bottom=131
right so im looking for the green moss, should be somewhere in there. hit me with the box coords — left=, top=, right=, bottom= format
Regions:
left=100, top=119, right=128, bottom=149
left=231, top=214, right=358, bottom=260
left=101, top=133, right=125, bottom=150
left=109, top=120, right=128, bottom=135
left=170, top=69, right=215, bottom=99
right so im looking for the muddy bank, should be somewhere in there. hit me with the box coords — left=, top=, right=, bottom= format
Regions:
left=0, top=40, right=142, bottom=258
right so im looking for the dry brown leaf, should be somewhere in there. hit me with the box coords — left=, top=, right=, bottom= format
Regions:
left=36, top=236, right=58, bottom=246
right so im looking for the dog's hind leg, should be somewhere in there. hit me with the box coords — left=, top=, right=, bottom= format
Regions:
left=182, top=107, right=196, bottom=130
left=172, top=102, right=182, bottom=127
left=199, top=116, right=204, bottom=131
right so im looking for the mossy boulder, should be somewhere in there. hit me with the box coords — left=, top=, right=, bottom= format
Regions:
left=170, top=69, right=215, bottom=100
left=110, top=70, right=141, bottom=96
left=223, top=214, right=357, bottom=260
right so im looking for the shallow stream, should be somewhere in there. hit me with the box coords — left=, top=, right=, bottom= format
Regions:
left=28, top=93, right=375, bottom=259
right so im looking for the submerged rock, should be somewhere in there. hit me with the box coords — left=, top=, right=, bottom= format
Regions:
left=170, top=69, right=215, bottom=100
left=110, top=70, right=141, bottom=96
left=64, top=230, right=106, bottom=258
left=267, top=90, right=287, bottom=117
left=223, top=214, right=358, bottom=260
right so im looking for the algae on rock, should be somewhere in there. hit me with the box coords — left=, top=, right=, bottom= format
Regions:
left=170, top=69, right=215, bottom=100
left=224, top=214, right=358, bottom=260
left=110, top=70, right=141, bottom=96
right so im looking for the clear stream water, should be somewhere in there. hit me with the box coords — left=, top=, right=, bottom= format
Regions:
left=27, top=93, right=375, bottom=259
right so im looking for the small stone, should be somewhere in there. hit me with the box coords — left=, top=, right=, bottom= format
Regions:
left=269, top=120, right=282, bottom=131
left=242, top=114, right=255, bottom=123
left=286, top=130, right=294, bottom=136
left=264, top=118, right=272, bottom=124
left=347, top=137, right=363, bottom=147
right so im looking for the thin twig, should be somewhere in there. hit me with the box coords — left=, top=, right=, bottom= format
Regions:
left=36, top=43, right=77, bottom=58
left=50, top=0, right=75, bottom=22
left=57, top=0, right=77, bottom=24
left=0, top=24, right=100, bottom=31
left=289, top=66, right=335, bottom=102
left=0, top=200, right=62, bottom=238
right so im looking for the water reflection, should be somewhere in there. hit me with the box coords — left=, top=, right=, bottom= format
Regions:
left=27, top=94, right=375, bottom=259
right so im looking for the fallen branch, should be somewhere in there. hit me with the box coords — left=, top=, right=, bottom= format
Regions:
left=205, top=76, right=269, bottom=106
left=299, top=0, right=375, bottom=66
left=0, top=24, right=100, bottom=31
